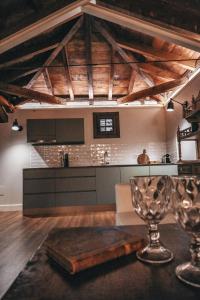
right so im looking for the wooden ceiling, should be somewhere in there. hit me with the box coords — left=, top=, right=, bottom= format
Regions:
left=0, top=0, right=199, bottom=110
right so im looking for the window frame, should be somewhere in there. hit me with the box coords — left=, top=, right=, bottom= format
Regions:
left=93, top=112, right=120, bottom=139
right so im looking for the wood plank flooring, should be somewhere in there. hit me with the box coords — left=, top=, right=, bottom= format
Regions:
left=0, top=211, right=115, bottom=299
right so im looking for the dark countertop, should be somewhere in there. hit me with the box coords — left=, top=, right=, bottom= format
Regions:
left=23, top=163, right=178, bottom=170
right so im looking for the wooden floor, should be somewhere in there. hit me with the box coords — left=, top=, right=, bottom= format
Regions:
left=0, top=211, right=115, bottom=299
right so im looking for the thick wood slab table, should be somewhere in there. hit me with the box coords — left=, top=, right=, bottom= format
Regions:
left=2, top=224, right=200, bottom=300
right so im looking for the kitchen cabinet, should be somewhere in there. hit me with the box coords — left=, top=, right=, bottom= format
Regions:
left=96, top=167, right=121, bottom=204
left=120, top=166, right=149, bottom=183
left=27, top=118, right=84, bottom=144
left=149, top=164, right=178, bottom=175
left=56, top=119, right=84, bottom=144
left=27, top=119, right=56, bottom=143
left=23, top=164, right=179, bottom=215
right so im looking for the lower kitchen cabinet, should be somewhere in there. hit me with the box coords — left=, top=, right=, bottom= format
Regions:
left=96, top=167, right=121, bottom=204
left=23, top=194, right=55, bottom=209
left=23, top=164, right=178, bottom=213
left=120, top=166, right=150, bottom=183
left=56, top=191, right=96, bottom=206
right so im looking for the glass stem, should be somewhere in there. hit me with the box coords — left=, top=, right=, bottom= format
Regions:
left=148, top=223, right=161, bottom=248
left=190, top=236, right=200, bottom=267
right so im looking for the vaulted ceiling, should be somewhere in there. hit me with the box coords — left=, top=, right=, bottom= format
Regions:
left=0, top=0, right=199, bottom=111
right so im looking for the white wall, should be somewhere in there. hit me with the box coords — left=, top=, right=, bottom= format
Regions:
left=166, top=72, right=200, bottom=161
left=0, top=106, right=166, bottom=210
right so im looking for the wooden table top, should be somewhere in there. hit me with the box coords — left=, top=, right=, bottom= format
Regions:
left=2, top=224, right=200, bottom=300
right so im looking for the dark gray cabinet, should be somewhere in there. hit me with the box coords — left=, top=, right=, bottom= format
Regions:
left=56, top=119, right=84, bottom=144
left=96, top=167, right=120, bottom=204
left=27, top=119, right=56, bottom=143
left=27, top=118, right=84, bottom=144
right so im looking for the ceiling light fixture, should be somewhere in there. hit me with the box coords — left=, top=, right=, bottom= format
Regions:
left=12, top=119, right=23, bottom=131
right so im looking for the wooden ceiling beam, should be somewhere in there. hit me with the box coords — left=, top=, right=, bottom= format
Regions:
left=0, top=0, right=94, bottom=54
left=0, top=95, right=15, bottom=111
left=118, top=79, right=185, bottom=103
left=85, top=16, right=94, bottom=100
left=83, top=3, right=200, bottom=53
left=26, top=16, right=84, bottom=88
left=108, top=49, right=115, bottom=100
left=118, top=41, right=196, bottom=71
left=0, top=44, right=58, bottom=70
left=7, top=68, right=39, bottom=83
left=62, top=47, right=74, bottom=101
left=43, top=68, right=54, bottom=95
left=94, top=21, right=138, bottom=90
left=95, top=21, right=177, bottom=88
left=0, top=82, right=63, bottom=105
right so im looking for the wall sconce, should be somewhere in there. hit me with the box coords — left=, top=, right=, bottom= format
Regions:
left=12, top=119, right=23, bottom=131
left=166, top=98, right=186, bottom=112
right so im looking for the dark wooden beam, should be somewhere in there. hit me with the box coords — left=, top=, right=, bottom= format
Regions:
left=118, top=41, right=196, bottom=71
left=94, top=21, right=138, bottom=90
left=0, top=82, right=63, bottom=105
left=62, top=47, right=74, bottom=101
left=0, top=95, right=15, bottom=111
left=0, top=44, right=58, bottom=70
left=26, top=16, right=84, bottom=88
left=43, top=68, right=54, bottom=95
left=118, top=79, right=184, bottom=103
left=85, top=16, right=94, bottom=100
left=0, top=0, right=92, bottom=54
left=83, top=3, right=200, bottom=52
left=7, top=69, right=39, bottom=83
left=108, top=49, right=115, bottom=100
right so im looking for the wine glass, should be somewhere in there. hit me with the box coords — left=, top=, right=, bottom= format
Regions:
left=171, top=176, right=200, bottom=287
left=130, top=176, right=173, bottom=264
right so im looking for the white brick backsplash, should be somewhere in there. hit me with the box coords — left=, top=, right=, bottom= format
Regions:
left=30, top=142, right=167, bottom=168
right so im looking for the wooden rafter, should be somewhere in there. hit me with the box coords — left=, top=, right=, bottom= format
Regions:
left=0, top=0, right=94, bottom=55
left=118, top=41, right=196, bottom=71
left=94, top=21, right=138, bottom=90
left=0, top=44, right=58, bottom=70
left=43, top=68, right=54, bottom=95
left=26, top=16, right=84, bottom=88
left=118, top=79, right=185, bottom=103
left=85, top=16, right=94, bottom=100
left=0, top=95, right=15, bottom=111
left=95, top=20, right=179, bottom=92
left=62, top=47, right=74, bottom=101
left=7, top=68, right=39, bottom=83
left=108, top=49, right=115, bottom=100
left=83, top=3, right=200, bottom=53
left=0, top=82, right=63, bottom=105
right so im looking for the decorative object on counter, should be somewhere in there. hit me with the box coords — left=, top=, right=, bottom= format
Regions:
left=171, top=176, right=200, bottom=287
left=45, top=226, right=145, bottom=275
left=137, top=149, right=150, bottom=165
left=130, top=176, right=173, bottom=264
left=60, top=151, right=69, bottom=167
left=102, top=150, right=109, bottom=165
left=162, top=154, right=171, bottom=164
left=11, top=119, right=23, bottom=131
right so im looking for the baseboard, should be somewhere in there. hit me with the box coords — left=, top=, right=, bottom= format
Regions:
left=0, top=204, right=22, bottom=211
left=23, top=204, right=116, bottom=217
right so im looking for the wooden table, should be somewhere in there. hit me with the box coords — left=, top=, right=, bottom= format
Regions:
left=2, top=224, right=200, bottom=300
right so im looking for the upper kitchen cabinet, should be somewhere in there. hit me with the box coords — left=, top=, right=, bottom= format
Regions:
left=27, top=118, right=84, bottom=144
left=27, top=119, right=56, bottom=143
left=56, top=119, right=84, bottom=144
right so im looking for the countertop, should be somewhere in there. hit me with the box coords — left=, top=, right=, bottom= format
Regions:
left=23, top=163, right=178, bottom=170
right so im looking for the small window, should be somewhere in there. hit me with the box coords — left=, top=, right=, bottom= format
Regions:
left=93, top=112, right=120, bottom=138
